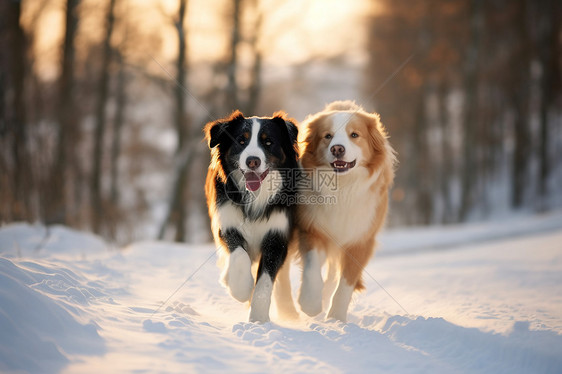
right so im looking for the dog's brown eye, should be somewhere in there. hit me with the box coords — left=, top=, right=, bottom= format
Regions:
left=351, top=132, right=359, bottom=138
left=265, top=139, right=272, bottom=146
left=324, top=134, right=332, bottom=140
left=239, top=140, right=245, bottom=145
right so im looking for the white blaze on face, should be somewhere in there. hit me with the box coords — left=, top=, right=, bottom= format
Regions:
left=325, top=112, right=362, bottom=164
left=239, top=119, right=267, bottom=174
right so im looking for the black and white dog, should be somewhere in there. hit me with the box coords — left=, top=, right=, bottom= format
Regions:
left=204, top=110, right=299, bottom=322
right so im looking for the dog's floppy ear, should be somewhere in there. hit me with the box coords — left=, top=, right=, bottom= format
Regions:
left=205, top=110, right=245, bottom=148
left=285, top=119, right=298, bottom=146
left=272, top=111, right=298, bottom=146
left=363, top=112, right=387, bottom=154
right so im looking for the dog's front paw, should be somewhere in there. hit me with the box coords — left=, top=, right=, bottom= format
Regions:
left=223, top=248, right=254, bottom=302
left=326, top=307, right=347, bottom=323
left=248, top=308, right=270, bottom=323
left=326, top=280, right=354, bottom=322
left=249, top=274, right=273, bottom=323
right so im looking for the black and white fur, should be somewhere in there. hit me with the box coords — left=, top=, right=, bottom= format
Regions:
left=204, top=110, right=299, bottom=322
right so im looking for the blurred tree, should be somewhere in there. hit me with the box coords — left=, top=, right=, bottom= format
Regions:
left=226, top=0, right=242, bottom=110
left=0, top=0, right=31, bottom=221
left=174, top=0, right=189, bottom=154
left=459, top=0, right=483, bottom=221
left=3, top=0, right=559, bottom=240
left=509, top=0, right=531, bottom=209
left=366, top=0, right=561, bottom=225
left=159, top=0, right=264, bottom=242
left=91, top=0, right=118, bottom=234
left=158, top=0, right=192, bottom=242
left=224, top=0, right=263, bottom=115
left=47, top=0, right=81, bottom=225
left=109, top=51, right=127, bottom=212
left=537, top=0, right=561, bottom=209
left=411, top=2, right=433, bottom=225
left=243, top=0, right=263, bottom=115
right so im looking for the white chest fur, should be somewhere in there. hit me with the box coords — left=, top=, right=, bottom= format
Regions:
left=302, top=171, right=379, bottom=246
left=216, top=202, right=289, bottom=261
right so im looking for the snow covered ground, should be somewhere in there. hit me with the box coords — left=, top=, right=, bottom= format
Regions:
left=1, top=211, right=562, bottom=373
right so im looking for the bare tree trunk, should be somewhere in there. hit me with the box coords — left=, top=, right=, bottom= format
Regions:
left=510, top=1, right=531, bottom=209
left=48, top=0, right=80, bottom=225
left=226, top=0, right=242, bottom=110
left=459, top=0, right=483, bottom=221
left=3, top=1, right=30, bottom=221
left=511, top=107, right=530, bottom=208
left=110, top=53, right=126, bottom=206
left=537, top=0, right=561, bottom=209
left=438, top=82, right=454, bottom=223
left=158, top=0, right=190, bottom=242
left=158, top=147, right=196, bottom=241
left=173, top=0, right=189, bottom=242
left=412, top=85, right=432, bottom=225
left=106, top=52, right=127, bottom=240
left=174, top=0, right=188, bottom=153
left=91, top=0, right=117, bottom=234
left=245, top=2, right=262, bottom=114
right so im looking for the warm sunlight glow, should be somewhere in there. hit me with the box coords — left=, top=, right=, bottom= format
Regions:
left=22, top=2, right=64, bottom=81
left=23, top=0, right=373, bottom=79
left=260, top=0, right=370, bottom=64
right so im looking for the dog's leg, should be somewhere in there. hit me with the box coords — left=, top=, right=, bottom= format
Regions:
left=327, top=239, right=375, bottom=322
left=326, top=276, right=355, bottom=322
left=273, top=259, right=299, bottom=320
left=249, top=231, right=288, bottom=323
left=220, top=228, right=254, bottom=303
left=322, top=257, right=338, bottom=310
left=298, top=242, right=325, bottom=317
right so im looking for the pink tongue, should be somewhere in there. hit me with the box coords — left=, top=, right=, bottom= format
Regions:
left=245, top=172, right=262, bottom=191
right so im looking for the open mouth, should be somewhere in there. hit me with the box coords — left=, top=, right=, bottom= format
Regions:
left=243, top=169, right=269, bottom=191
left=330, top=160, right=356, bottom=173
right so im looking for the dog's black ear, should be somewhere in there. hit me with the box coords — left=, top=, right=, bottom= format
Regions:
left=272, top=111, right=298, bottom=146
left=205, top=110, right=245, bottom=148
left=285, top=119, right=298, bottom=146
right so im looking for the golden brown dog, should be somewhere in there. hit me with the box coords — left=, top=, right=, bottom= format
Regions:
left=296, top=100, right=396, bottom=322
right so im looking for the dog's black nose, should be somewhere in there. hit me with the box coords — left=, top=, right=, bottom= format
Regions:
left=330, top=144, right=345, bottom=158
left=246, top=156, right=261, bottom=170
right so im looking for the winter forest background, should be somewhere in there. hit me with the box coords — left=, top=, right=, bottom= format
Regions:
left=1, top=0, right=561, bottom=244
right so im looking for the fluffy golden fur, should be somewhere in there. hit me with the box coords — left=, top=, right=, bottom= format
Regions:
left=296, top=100, right=396, bottom=321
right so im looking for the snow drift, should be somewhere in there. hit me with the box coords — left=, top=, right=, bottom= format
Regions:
left=1, top=213, right=561, bottom=373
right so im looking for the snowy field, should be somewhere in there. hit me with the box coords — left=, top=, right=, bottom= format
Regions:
left=1, top=212, right=562, bottom=373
